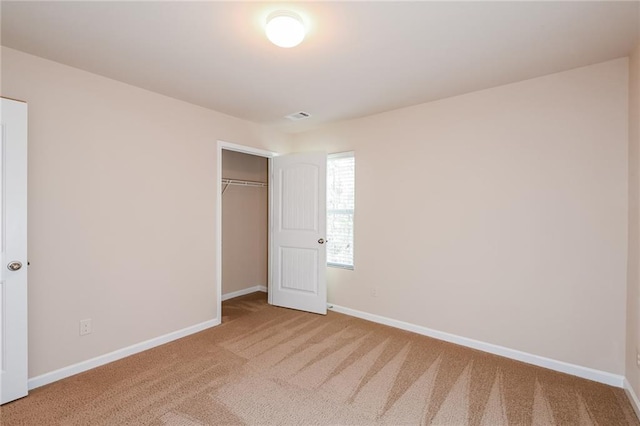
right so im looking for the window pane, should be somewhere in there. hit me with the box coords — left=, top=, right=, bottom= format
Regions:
left=327, top=211, right=353, bottom=266
left=327, top=153, right=354, bottom=268
left=328, top=156, right=355, bottom=210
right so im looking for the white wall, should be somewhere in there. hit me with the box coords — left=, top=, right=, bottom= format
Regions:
left=0, top=47, right=290, bottom=378
left=292, top=59, right=629, bottom=375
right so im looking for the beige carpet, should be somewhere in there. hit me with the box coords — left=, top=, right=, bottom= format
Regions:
left=2, top=292, right=638, bottom=425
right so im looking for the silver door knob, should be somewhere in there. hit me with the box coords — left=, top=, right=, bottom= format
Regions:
left=7, top=261, right=22, bottom=271
left=318, top=238, right=325, bottom=244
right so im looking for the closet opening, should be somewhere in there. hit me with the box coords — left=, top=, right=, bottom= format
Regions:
left=217, top=142, right=274, bottom=323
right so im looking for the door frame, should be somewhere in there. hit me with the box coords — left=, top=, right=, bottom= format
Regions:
left=215, top=140, right=277, bottom=320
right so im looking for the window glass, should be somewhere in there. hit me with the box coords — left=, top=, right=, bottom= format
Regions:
left=327, top=152, right=355, bottom=269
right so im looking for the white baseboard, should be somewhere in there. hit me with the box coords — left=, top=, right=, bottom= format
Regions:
left=222, top=285, right=267, bottom=301
left=625, top=378, right=640, bottom=419
left=328, top=304, right=624, bottom=388
left=28, top=318, right=220, bottom=390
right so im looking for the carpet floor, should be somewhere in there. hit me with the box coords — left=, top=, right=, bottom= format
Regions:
left=2, top=292, right=638, bottom=425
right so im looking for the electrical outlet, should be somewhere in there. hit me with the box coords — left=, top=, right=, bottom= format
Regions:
left=371, top=287, right=378, bottom=297
left=80, top=319, right=92, bottom=336
left=636, top=349, right=640, bottom=368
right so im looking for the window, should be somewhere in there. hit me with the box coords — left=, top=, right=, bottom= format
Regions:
left=327, top=152, right=355, bottom=269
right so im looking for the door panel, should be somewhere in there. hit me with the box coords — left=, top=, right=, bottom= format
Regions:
left=281, top=164, right=319, bottom=231
left=281, top=247, right=318, bottom=293
left=0, top=98, right=28, bottom=405
left=271, top=152, right=326, bottom=315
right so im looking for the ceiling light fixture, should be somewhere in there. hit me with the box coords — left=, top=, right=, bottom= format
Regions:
left=265, top=11, right=306, bottom=48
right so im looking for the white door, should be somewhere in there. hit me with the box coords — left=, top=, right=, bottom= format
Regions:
left=270, top=152, right=327, bottom=315
left=0, top=98, right=28, bottom=405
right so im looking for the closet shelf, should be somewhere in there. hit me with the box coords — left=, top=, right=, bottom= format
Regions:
left=221, top=178, right=268, bottom=194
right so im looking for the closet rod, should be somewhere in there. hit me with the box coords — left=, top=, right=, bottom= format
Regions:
left=221, top=178, right=268, bottom=194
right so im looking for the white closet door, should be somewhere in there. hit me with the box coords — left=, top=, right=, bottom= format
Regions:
left=270, top=152, right=327, bottom=315
left=0, top=98, right=28, bottom=405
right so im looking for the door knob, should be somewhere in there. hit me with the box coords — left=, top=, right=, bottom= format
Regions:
left=318, top=238, right=325, bottom=244
left=7, top=261, right=22, bottom=271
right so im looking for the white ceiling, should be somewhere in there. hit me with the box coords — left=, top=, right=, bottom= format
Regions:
left=1, top=1, right=639, bottom=133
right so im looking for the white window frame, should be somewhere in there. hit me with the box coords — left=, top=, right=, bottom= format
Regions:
left=327, top=151, right=355, bottom=270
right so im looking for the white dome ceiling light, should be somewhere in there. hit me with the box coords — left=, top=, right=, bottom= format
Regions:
left=265, top=11, right=306, bottom=48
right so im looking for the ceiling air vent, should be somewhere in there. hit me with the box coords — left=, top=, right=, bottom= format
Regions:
left=285, top=111, right=311, bottom=121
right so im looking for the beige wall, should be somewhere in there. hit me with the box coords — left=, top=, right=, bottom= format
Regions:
left=0, top=47, right=289, bottom=378
left=0, top=44, right=631, bottom=382
left=292, top=59, right=629, bottom=375
left=221, top=150, right=268, bottom=295
left=628, top=43, right=640, bottom=395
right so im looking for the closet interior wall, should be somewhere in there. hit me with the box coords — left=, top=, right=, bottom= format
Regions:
left=221, top=150, right=269, bottom=297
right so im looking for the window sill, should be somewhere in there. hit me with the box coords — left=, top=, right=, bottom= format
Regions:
left=328, top=263, right=354, bottom=271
